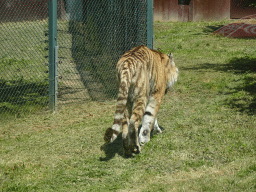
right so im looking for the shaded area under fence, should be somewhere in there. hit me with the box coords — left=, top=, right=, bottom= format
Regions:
left=58, top=0, right=147, bottom=102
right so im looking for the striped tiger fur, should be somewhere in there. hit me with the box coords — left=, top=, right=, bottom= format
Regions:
left=104, top=45, right=178, bottom=155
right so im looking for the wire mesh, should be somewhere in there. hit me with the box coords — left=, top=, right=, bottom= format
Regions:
left=0, top=0, right=149, bottom=118
left=0, top=0, right=50, bottom=119
left=57, top=0, right=148, bottom=104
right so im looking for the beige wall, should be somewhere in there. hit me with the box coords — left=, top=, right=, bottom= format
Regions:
left=154, top=0, right=232, bottom=22
left=154, top=0, right=179, bottom=21
left=192, top=0, right=230, bottom=21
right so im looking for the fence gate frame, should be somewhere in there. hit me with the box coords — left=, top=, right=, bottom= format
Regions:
left=48, top=0, right=58, bottom=111
left=147, top=0, right=154, bottom=49
left=48, top=0, right=153, bottom=112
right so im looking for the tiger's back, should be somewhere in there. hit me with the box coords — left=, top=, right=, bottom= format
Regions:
left=104, top=45, right=178, bottom=155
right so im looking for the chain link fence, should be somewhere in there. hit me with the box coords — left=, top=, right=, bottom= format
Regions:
left=57, top=0, right=148, bottom=104
left=0, top=0, right=151, bottom=119
left=0, top=0, right=50, bottom=119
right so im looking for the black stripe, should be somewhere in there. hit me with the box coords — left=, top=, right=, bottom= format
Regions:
left=144, top=111, right=153, bottom=116
left=114, top=119, right=122, bottom=125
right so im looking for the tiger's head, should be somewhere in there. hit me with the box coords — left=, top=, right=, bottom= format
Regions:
left=165, top=53, right=178, bottom=93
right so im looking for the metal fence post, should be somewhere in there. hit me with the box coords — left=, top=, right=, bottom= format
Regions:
left=48, top=0, right=58, bottom=111
left=147, top=0, right=153, bottom=49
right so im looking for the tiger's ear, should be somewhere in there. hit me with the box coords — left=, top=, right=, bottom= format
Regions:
left=168, top=53, right=175, bottom=67
left=168, top=53, right=173, bottom=59
left=168, top=53, right=174, bottom=61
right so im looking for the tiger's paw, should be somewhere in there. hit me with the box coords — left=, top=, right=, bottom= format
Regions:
left=152, top=118, right=162, bottom=135
left=123, top=144, right=141, bottom=157
left=152, top=125, right=162, bottom=135
left=131, top=144, right=141, bottom=154
left=104, top=128, right=119, bottom=143
left=123, top=136, right=141, bottom=156
left=139, top=127, right=151, bottom=146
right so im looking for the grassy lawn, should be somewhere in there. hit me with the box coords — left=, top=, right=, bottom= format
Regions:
left=1, top=20, right=256, bottom=191
left=0, top=20, right=49, bottom=119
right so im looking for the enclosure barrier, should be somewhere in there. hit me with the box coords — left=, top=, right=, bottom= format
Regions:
left=0, top=0, right=153, bottom=118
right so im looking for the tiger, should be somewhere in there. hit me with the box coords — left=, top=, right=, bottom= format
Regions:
left=104, top=45, right=178, bottom=156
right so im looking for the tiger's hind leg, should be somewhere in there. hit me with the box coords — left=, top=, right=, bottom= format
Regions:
left=122, top=101, right=132, bottom=156
left=104, top=111, right=124, bottom=143
left=126, top=96, right=147, bottom=155
left=104, top=82, right=129, bottom=143
left=122, top=111, right=131, bottom=156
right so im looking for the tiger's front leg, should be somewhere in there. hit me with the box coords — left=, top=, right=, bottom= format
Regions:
left=139, top=96, right=162, bottom=146
left=152, top=118, right=162, bottom=135
left=151, top=118, right=162, bottom=135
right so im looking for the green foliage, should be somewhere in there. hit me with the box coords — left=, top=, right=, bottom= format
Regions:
left=245, top=0, right=256, bottom=7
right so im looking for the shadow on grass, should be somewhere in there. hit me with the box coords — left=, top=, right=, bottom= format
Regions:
left=68, top=0, right=147, bottom=101
left=227, top=77, right=256, bottom=115
left=68, top=21, right=119, bottom=101
left=203, top=25, right=224, bottom=34
left=182, top=56, right=256, bottom=73
left=99, top=126, right=165, bottom=161
left=0, top=79, right=48, bottom=117
left=100, top=133, right=124, bottom=161
left=182, top=56, right=256, bottom=115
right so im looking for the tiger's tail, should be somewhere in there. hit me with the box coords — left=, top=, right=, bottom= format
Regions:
left=104, top=61, right=132, bottom=143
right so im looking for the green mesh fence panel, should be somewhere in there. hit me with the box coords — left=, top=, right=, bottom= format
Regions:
left=0, top=0, right=50, bottom=119
left=0, top=0, right=150, bottom=118
left=57, top=0, right=148, bottom=103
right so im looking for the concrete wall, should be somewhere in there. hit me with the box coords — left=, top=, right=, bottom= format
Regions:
left=154, top=0, right=179, bottom=21
left=154, top=0, right=230, bottom=22
left=154, top=0, right=256, bottom=22
left=192, top=0, right=230, bottom=21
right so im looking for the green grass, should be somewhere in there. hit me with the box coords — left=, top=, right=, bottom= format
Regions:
left=0, top=20, right=49, bottom=119
left=1, top=20, right=256, bottom=191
